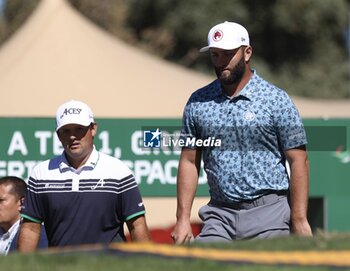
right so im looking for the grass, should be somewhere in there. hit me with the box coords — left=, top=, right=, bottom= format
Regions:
left=1, top=232, right=349, bottom=271
left=0, top=253, right=335, bottom=271
left=190, top=231, right=350, bottom=251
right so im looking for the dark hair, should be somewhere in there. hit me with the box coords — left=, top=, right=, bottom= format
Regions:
left=0, top=176, right=27, bottom=199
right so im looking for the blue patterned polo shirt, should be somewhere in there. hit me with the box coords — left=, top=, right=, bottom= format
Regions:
left=181, top=70, right=307, bottom=202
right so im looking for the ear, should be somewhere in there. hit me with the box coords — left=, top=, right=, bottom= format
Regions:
left=91, top=123, right=98, bottom=137
left=18, top=197, right=24, bottom=212
left=244, top=46, right=253, bottom=62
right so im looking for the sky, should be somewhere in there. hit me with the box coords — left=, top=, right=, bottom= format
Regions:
left=0, top=0, right=4, bottom=15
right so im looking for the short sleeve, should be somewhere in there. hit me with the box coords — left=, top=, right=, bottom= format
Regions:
left=179, top=99, right=198, bottom=149
left=274, top=92, right=307, bottom=150
left=21, top=173, right=44, bottom=223
left=119, top=173, right=146, bottom=221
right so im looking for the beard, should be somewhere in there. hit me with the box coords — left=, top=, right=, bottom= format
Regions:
left=215, top=55, right=246, bottom=86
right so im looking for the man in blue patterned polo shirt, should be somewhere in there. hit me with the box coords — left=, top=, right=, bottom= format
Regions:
left=172, top=21, right=312, bottom=243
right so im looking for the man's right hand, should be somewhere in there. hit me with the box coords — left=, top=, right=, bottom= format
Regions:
left=170, top=220, right=194, bottom=244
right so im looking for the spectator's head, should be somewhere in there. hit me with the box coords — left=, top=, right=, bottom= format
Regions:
left=0, top=176, right=26, bottom=232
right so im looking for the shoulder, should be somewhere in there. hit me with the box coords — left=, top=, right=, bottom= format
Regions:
left=187, top=79, right=220, bottom=103
left=97, top=152, right=133, bottom=177
left=255, top=74, right=286, bottom=96
left=254, top=75, right=303, bottom=127
left=253, top=73, right=296, bottom=107
left=30, top=155, right=61, bottom=176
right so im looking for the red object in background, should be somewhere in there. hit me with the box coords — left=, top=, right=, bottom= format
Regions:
left=126, top=223, right=202, bottom=243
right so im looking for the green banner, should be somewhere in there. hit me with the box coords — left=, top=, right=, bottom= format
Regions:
left=0, top=117, right=349, bottom=200
left=0, top=118, right=210, bottom=197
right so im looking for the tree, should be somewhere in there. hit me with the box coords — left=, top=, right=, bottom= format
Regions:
left=0, top=0, right=39, bottom=45
left=70, top=0, right=350, bottom=98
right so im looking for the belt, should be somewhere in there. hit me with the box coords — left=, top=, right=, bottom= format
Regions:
left=209, top=191, right=288, bottom=210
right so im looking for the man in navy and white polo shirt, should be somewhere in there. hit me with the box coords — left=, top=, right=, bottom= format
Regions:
left=18, top=100, right=149, bottom=251
left=171, top=22, right=312, bottom=244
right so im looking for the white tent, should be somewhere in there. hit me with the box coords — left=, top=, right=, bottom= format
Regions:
left=0, top=0, right=348, bottom=229
left=0, top=0, right=212, bottom=118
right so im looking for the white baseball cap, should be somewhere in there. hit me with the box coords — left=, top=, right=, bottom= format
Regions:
left=200, top=21, right=250, bottom=52
left=55, top=100, right=94, bottom=131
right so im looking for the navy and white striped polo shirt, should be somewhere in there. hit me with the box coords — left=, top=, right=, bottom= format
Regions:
left=21, top=147, right=145, bottom=247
